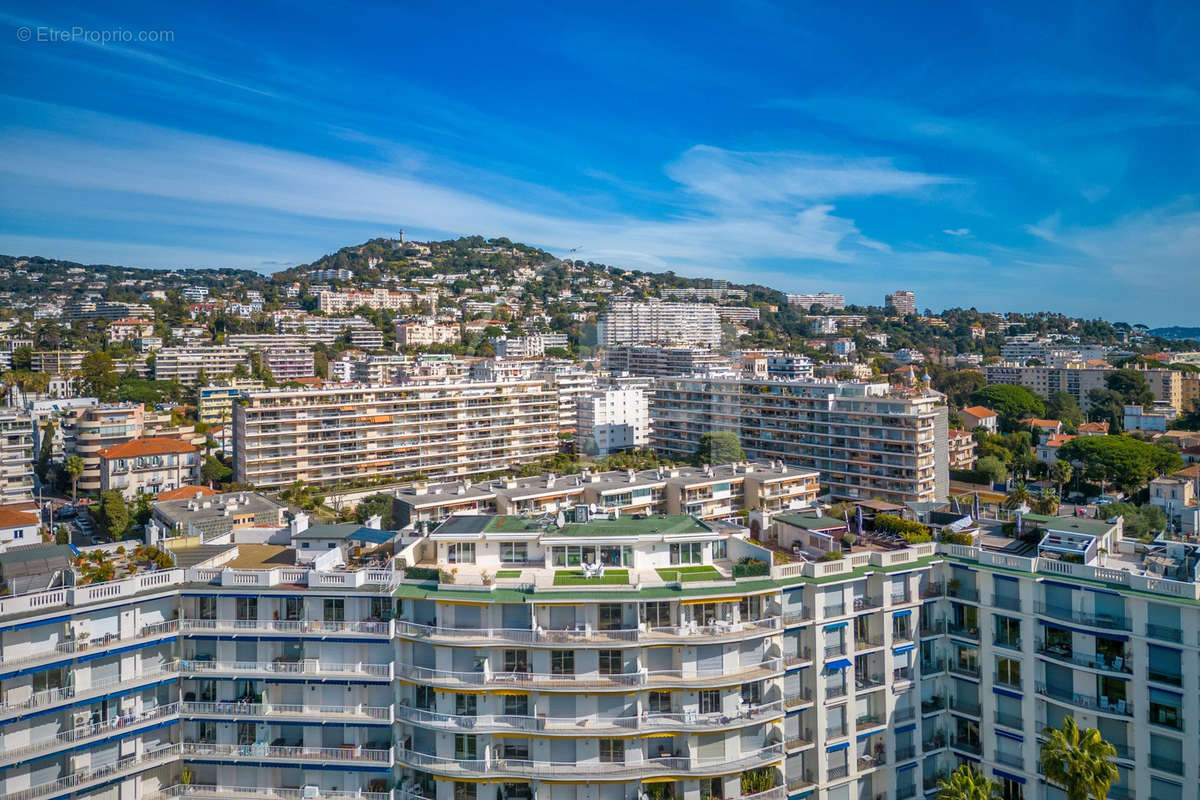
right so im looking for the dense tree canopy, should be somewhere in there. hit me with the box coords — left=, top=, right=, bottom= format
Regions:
left=970, top=384, right=1045, bottom=431
left=693, top=432, right=746, bottom=466
left=1057, top=435, right=1182, bottom=494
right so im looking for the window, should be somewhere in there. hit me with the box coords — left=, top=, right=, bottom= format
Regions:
left=993, top=615, right=1021, bottom=649
left=503, top=694, right=528, bottom=716
left=284, top=597, right=302, bottom=621
left=699, top=689, right=721, bottom=714
left=501, top=739, right=529, bottom=760
left=198, top=596, right=216, bottom=620
left=453, top=783, right=477, bottom=800
left=700, top=778, right=723, bottom=800
left=643, top=602, right=671, bottom=628
left=712, top=539, right=727, bottom=560
left=995, top=656, right=1021, bottom=687
left=414, top=685, right=434, bottom=710
left=235, top=597, right=257, bottom=621
left=551, top=650, right=575, bottom=675
left=648, top=691, right=672, bottom=713
left=455, top=734, right=477, bottom=760
left=598, top=604, right=623, bottom=631
left=670, top=541, right=702, bottom=564
left=501, top=542, right=528, bottom=564
left=369, top=596, right=392, bottom=620
left=455, top=693, right=477, bottom=716
left=599, top=738, right=624, bottom=763
left=598, top=650, right=622, bottom=675
left=998, top=777, right=1024, bottom=800
left=739, top=595, right=763, bottom=621
left=503, top=650, right=529, bottom=673
left=448, top=543, right=476, bottom=564
left=1149, top=688, right=1182, bottom=730
left=323, top=598, right=344, bottom=622
left=740, top=681, right=762, bottom=706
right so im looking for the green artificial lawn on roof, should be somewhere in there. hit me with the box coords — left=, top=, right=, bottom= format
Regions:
left=494, top=570, right=522, bottom=579
left=553, top=568, right=630, bottom=586
left=656, top=566, right=723, bottom=582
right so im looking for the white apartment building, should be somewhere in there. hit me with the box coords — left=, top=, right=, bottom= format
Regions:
left=984, top=364, right=1183, bottom=412
left=492, top=334, right=569, bottom=359
left=577, top=388, right=650, bottom=456
left=197, top=381, right=266, bottom=425
left=154, top=347, right=251, bottom=385
left=97, top=436, right=201, bottom=500
left=598, top=300, right=722, bottom=348
left=262, top=347, right=316, bottom=382
left=396, top=321, right=460, bottom=348
left=785, top=292, right=846, bottom=310
left=318, top=288, right=418, bottom=313
left=651, top=376, right=949, bottom=504
left=393, top=460, right=821, bottom=528
left=232, top=381, right=560, bottom=489
left=766, top=355, right=815, bottom=381
left=603, top=345, right=732, bottom=378
left=885, top=291, right=916, bottom=315
left=716, top=306, right=761, bottom=322
left=275, top=315, right=377, bottom=343
left=0, top=409, right=34, bottom=504
left=537, top=364, right=598, bottom=433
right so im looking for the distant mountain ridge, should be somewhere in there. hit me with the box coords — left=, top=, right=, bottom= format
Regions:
left=1148, top=326, right=1200, bottom=341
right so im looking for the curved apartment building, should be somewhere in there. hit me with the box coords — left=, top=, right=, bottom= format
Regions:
left=2, top=510, right=1199, bottom=800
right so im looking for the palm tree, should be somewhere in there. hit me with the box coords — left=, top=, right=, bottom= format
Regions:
left=1041, top=717, right=1119, bottom=800
left=1032, top=490, right=1061, bottom=516
left=1052, top=461, right=1073, bottom=497
left=1003, top=481, right=1033, bottom=511
left=65, top=455, right=85, bottom=502
left=935, top=764, right=1000, bottom=800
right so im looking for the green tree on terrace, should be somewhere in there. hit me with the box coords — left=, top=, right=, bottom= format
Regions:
left=935, top=764, right=1001, bottom=800
left=1040, top=717, right=1118, bottom=800
left=692, top=431, right=746, bottom=466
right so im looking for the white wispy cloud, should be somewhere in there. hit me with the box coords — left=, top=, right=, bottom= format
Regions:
left=943, top=227, right=971, bottom=237
left=0, top=101, right=955, bottom=277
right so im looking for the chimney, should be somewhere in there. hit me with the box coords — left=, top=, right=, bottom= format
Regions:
left=291, top=511, right=310, bottom=536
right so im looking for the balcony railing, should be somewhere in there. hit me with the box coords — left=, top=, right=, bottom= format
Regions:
left=181, top=742, right=392, bottom=764
left=1145, top=623, right=1183, bottom=643
left=1148, top=753, right=1184, bottom=775
left=990, top=595, right=1022, bottom=612
left=1033, top=602, right=1131, bottom=631
left=157, top=785, right=391, bottom=800
left=0, top=703, right=179, bottom=765
left=181, top=701, right=392, bottom=722
left=397, top=659, right=782, bottom=690
left=0, top=619, right=179, bottom=669
left=395, top=700, right=784, bottom=733
left=181, top=659, right=392, bottom=679
left=993, top=750, right=1023, bottom=768
left=1035, top=683, right=1132, bottom=716
left=397, top=744, right=784, bottom=779
left=1035, top=641, right=1132, bottom=674
left=995, top=711, right=1023, bottom=730
left=948, top=661, right=980, bottom=678
left=392, top=617, right=782, bottom=646
left=0, top=743, right=179, bottom=800
left=950, top=738, right=981, bottom=755
left=182, top=618, right=391, bottom=636
left=1, top=661, right=179, bottom=715
left=946, top=623, right=979, bottom=640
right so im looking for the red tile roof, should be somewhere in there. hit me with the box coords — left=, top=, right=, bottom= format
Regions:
left=0, top=505, right=39, bottom=528
left=156, top=485, right=219, bottom=502
left=961, top=406, right=997, bottom=419
left=1077, top=422, right=1110, bottom=434
left=1043, top=434, right=1076, bottom=448
left=98, top=436, right=197, bottom=459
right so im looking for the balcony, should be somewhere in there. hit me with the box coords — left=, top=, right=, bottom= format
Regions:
left=1, top=661, right=179, bottom=717
left=1035, top=683, right=1132, bottom=716
left=181, top=741, right=392, bottom=765
left=182, top=618, right=391, bottom=637
left=952, top=699, right=981, bottom=717
left=945, top=623, right=979, bottom=640
left=1149, top=753, right=1184, bottom=775
left=919, top=620, right=945, bottom=638
left=0, top=619, right=179, bottom=670
left=181, top=659, right=392, bottom=681
left=1145, top=623, right=1183, bottom=643
left=920, top=658, right=945, bottom=674
left=181, top=701, right=392, bottom=723
left=826, top=765, right=849, bottom=780
left=825, top=684, right=848, bottom=701
left=0, top=702, right=179, bottom=766
left=785, top=688, right=814, bottom=709
left=993, top=749, right=1024, bottom=768
left=895, top=744, right=916, bottom=761
left=0, top=743, right=179, bottom=800
left=920, top=583, right=945, bottom=599
left=398, top=659, right=782, bottom=691
left=948, top=661, right=980, bottom=679
left=785, top=647, right=814, bottom=667
left=950, top=737, right=981, bottom=755
left=994, top=711, right=1023, bottom=730
left=854, top=634, right=884, bottom=650
left=396, top=700, right=784, bottom=734
left=947, top=586, right=979, bottom=603
left=156, top=786, right=391, bottom=800
left=921, top=696, right=946, bottom=714
left=922, top=730, right=946, bottom=751
left=1033, top=602, right=1131, bottom=631
left=855, top=674, right=885, bottom=692
left=397, top=743, right=784, bottom=779
left=990, top=595, right=1022, bottom=612
left=1035, top=641, right=1132, bottom=674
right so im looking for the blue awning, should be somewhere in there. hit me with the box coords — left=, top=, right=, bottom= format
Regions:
left=895, top=723, right=917, bottom=734
left=826, top=658, right=852, bottom=670
left=995, top=730, right=1023, bottom=742
left=893, top=644, right=915, bottom=655
left=992, top=770, right=1025, bottom=785
left=824, top=622, right=848, bottom=631
left=892, top=609, right=912, bottom=617
left=826, top=741, right=849, bottom=752
left=897, top=763, right=918, bottom=772
left=992, top=687, right=1022, bottom=700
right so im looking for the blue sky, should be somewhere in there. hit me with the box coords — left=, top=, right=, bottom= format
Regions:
left=1, top=1, right=1199, bottom=323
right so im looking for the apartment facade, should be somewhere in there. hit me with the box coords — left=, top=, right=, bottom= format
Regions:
left=885, top=291, right=916, bottom=315
left=785, top=292, right=846, bottom=311
left=154, top=347, right=252, bottom=386
left=4, top=508, right=1200, bottom=800
left=318, top=288, right=418, bottom=313
left=276, top=315, right=377, bottom=343
left=0, top=409, right=35, bottom=504
left=603, top=345, right=732, bottom=378
left=232, top=381, right=560, bottom=489
left=63, top=403, right=201, bottom=493
left=576, top=388, right=650, bottom=456
left=651, top=376, right=948, bottom=504
left=983, top=364, right=1183, bottom=412
left=262, top=347, right=316, bottom=382
left=97, top=437, right=201, bottom=500
left=396, top=321, right=460, bottom=348
left=598, top=300, right=722, bottom=348
left=198, top=381, right=266, bottom=425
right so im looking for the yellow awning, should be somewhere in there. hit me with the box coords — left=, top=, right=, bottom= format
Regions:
left=643, top=732, right=677, bottom=738
left=680, top=597, right=738, bottom=606
left=436, top=599, right=492, bottom=607
left=489, top=689, right=529, bottom=696
left=640, top=777, right=677, bottom=784
left=490, top=733, right=533, bottom=739
left=433, top=777, right=489, bottom=784
left=433, top=687, right=486, bottom=694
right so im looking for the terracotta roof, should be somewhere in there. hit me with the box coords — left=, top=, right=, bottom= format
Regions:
left=1077, top=422, right=1110, bottom=434
left=98, top=436, right=197, bottom=459
left=156, top=485, right=219, bottom=502
left=948, top=429, right=974, bottom=439
left=1173, top=464, right=1200, bottom=479
left=1021, top=418, right=1062, bottom=429
left=1043, top=434, right=1076, bottom=448
left=0, top=505, right=39, bottom=529
left=961, top=406, right=997, bottom=419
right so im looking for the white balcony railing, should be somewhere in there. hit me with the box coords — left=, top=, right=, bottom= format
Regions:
left=180, top=619, right=391, bottom=636
left=181, top=742, right=393, bottom=764
left=395, top=700, right=783, bottom=733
